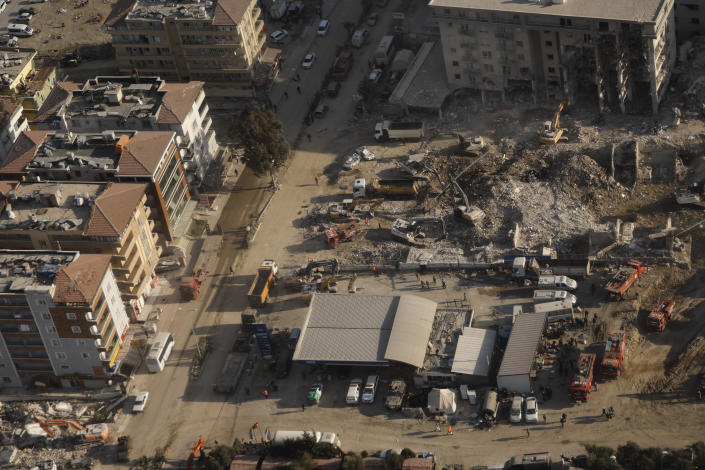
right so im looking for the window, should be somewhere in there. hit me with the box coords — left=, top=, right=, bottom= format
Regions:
left=483, top=64, right=494, bottom=72
left=19, top=325, right=30, bottom=332
left=66, top=313, right=77, bottom=320
left=516, top=40, right=523, bottom=47
left=51, top=339, right=60, bottom=347
left=454, top=73, right=461, bottom=79
left=38, top=240, right=47, bottom=248
left=548, top=67, right=556, bottom=73
left=450, top=47, right=456, bottom=53
left=518, top=54, right=525, bottom=60
left=444, top=8, right=450, bottom=13
left=42, top=313, right=51, bottom=321
left=46, top=325, right=56, bottom=333
left=38, top=300, right=46, bottom=305
left=55, top=352, right=67, bottom=360
left=81, top=353, right=91, bottom=359
left=2, top=377, right=10, bottom=383
left=599, top=21, right=608, bottom=31
left=692, top=18, right=700, bottom=24
left=61, top=365, right=70, bottom=369
left=545, top=41, right=552, bottom=46
left=547, top=54, right=554, bottom=60
left=76, top=339, right=86, bottom=346
left=482, top=50, right=492, bottom=59
left=71, top=326, right=81, bottom=334
left=452, top=60, right=459, bottom=66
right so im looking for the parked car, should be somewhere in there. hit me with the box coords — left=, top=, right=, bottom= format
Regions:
left=346, top=378, right=362, bottom=405
left=60, top=51, right=81, bottom=67
left=326, top=81, right=341, bottom=97
left=15, top=13, right=32, bottom=24
left=368, top=69, right=383, bottom=84
left=0, top=35, right=18, bottom=47
left=357, top=146, right=375, bottom=161
left=27, top=0, right=47, bottom=4
left=307, top=383, right=323, bottom=404
left=19, top=7, right=36, bottom=14
left=269, top=29, right=288, bottom=43
left=133, top=392, right=149, bottom=413
left=0, top=2, right=6, bottom=14
left=314, top=103, right=328, bottom=118
left=367, top=12, right=378, bottom=26
left=343, top=152, right=361, bottom=170
left=525, top=396, right=539, bottom=423
left=509, top=395, right=524, bottom=423
left=361, top=375, right=379, bottom=403
left=302, top=52, right=317, bottom=69
left=317, top=19, right=329, bottom=36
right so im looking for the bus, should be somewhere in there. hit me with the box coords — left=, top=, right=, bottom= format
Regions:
left=375, top=35, right=396, bottom=66
left=146, top=332, right=174, bottom=373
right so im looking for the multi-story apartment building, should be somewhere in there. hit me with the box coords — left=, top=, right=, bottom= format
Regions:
left=430, top=0, right=676, bottom=114
left=675, top=0, right=705, bottom=42
left=0, top=250, right=129, bottom=388
left=0, top=130, right=189, bottom=241
left=32, top=76, right=217, bottom=188
left=0, top=181, right=160, bottom=315
left=0, top=98, right=29, bottom=163
left=0, top=47, right=37, bottom=95
left=106, top=0, right=266, bottom=98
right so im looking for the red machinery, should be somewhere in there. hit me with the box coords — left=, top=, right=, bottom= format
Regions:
left=600, top=330, right=626, bottom=379
left=605, top=260, right=646, bottom=298
left=570, top=353, right=596, bottom=402
left=647, top=298, right=675, bottom=332
left=186, top=436, right=205, bottom=470
left=180, top=268, right=207, bottom=300
left=324, top=222, right=362, bottom=248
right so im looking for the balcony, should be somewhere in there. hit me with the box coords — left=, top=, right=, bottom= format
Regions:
left=99, top=351, right=109, bottom=363
left=84, top=311, right=95, bottom=322
left=148, top=219, right=155, bottom=231
left=95, top=338, right=104, bottom=350
left=202, top=116, right=212, bottom=133
left=152, top=232, right=159, bottom=244
left=90, top=325, right=100, bottom=336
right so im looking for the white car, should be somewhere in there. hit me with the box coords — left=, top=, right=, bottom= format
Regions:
left=302, top=52, right=317, bottom=69
left=317, top=19, right=329, bottom=36
left=357, top=146, right=375, bottom=161
left=525, top=396, right=539, bottom=423
left=269, top=29, right=288, bottom=43
left=346, top=378, right=362, bottom=405
left=133, top=391, right=149, bottom=413
left=343, top=153, right=361, bottom=170
left=368, top=69, right=383, bottom=84
left=509, top=395, right=523, bottom=424
left=361, top=375, right=378, bottom=403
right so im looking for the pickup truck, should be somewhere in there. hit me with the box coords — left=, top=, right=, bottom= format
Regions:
left=247, top=260, right=278, bottom=307
left=374, top=120, right=424, bottom=141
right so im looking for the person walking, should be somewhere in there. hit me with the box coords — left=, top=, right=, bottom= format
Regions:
left=307, top=133, right=312, bottom=143
left=435, top=423, right=440, bottom=432
left=602, top=408, right=607, bottom=419
left=447, top=426, right=453, bottom=435
left=432, top=275, right=437, bottom=285
left=314, top=176, right=319, bottom=185
left=543, top=414, right=547, bottom=425
left=296, top=86, right=301, bottom=94
left=526, top=427, right=530, bottom=438
left=561, top=413, right=567, bottom=428
left=302, top=403, right=306, bottom=412
left=442, top=279, right=447, bottom=289
left=283, top=91, right=288, bottom=100
left=264, top=389, right=269, bottom=399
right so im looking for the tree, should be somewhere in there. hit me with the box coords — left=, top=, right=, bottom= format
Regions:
left=384, top=452, right=404, bottom=470
left=230, top=106, right=290, bottom=177
left=204, top=445, right=236, bottom=470
left=400, top=448, right=416, bottom=459
left=585, top=444, right=622, bottom=470
left=617, top=442, right=660, bottom=470
left=342, top=452, right=363, bottom=470
left=292, top=452, right=314, bottom=470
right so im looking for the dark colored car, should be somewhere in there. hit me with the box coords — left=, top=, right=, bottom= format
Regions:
left=19, top=7, right=37, bottom=14
left=60, top=51, right=82, bottom=67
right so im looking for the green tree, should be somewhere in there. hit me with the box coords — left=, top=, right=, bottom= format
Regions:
left=230, top=106, right=291, bottom=177
left=400, top=448, right=415, bottom=459
left=204, top=445, right=235, bottom=470
left=342, top=452, right=363, bottom=470
left=585, top=444, right=622, bottom=470
left=292, top=452, right=314, bottom=470
left=617, top=442, right=660, bottom=470
left=384, top=452, right=404, bottom=470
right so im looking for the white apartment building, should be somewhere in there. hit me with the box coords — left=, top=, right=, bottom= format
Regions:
left=429, top=0, right=676, bottom=114
left=0, top=98, right=29, bottom=164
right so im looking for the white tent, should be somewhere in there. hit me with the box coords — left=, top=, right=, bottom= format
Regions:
left=427, top=388, right=457, bottom=414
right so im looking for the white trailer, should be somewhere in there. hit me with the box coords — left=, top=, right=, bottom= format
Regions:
left=374, top=120, right=424, bottom=141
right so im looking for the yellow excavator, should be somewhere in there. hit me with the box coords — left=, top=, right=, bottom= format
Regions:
left=539, top=101, right=566, bottom=145
left=329, top=198, right=384, bottom=220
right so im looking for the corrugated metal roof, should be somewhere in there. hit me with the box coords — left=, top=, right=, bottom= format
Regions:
left=497, top=312, right=548, bottom=377
left=293, top=294, right=436, bottom=367
left=384, top=295, right=437, bottom=368
left=451, top=327, right=496, bottom=376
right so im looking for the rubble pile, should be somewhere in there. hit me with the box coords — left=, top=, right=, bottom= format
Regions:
left=345, top=241, right=409, bottom=265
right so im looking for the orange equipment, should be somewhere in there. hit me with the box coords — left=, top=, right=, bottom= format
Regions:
left=186, top=436, right=205, bottom=470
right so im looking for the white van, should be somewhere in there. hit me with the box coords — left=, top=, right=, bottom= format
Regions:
left=538, top=275, right=577, bottom=291
left=361, top=375, right=379, bottom=403
left=8, top=24, right=33, bottom=37
left=533, top=290, right=577, bottom=305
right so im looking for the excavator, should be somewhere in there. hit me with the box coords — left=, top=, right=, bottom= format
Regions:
left=301, top=274, right=358, bottom=300
left=329, top=198, right=384, bottom=220
left=539, top=101, right=567, bottom=145
left=283, top=258, right=340, bottom=290
left=37, top=419, right=109, bottom=442
left=186, top=436, right=205, bottom=470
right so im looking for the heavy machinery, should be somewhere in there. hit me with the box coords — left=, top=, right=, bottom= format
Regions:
left=647, top=298, right=676, bottom=332
left=117, top=436, right=130, bottom=462
left=570, top=353, right=596, bottom=402
left=180, top=268, right=207, bottom=300
left=247, top=260, right=278, bottom=307
left=539, top=101, right=566, bottom=145
left=605, top=260, right=646, bottom=298
left=36, top=419, right=109, bottom=442
left=329, top=198, right=384, bottom=220
left=324, top=222, right=362, bottom=248
left=390, top=218, right=425, bottom=245
left=600, top=330, right=626, bottom=379
left=283, top=258, right=340, bottom=289
left=186, top=436, right=205, bottom=470
left=301, top=275, right=357, bottom=300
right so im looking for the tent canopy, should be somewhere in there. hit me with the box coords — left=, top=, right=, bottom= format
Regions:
left=427, top=388, right=456, bottom=414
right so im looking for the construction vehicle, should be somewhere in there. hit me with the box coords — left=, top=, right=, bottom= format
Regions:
left=570, top=353, right=596, bottom=402
left=457, top=134, right=486, bottom=155
left=390, top=218, right=424, bottom=245
left=247, top=260, right=278, bottom=307
left=186, top=436, right=205, bottom=470
left=676, top=185, right=705, bottom=207
left=117, top=436, right=130, bottom=462
left=37, top=419, right=109, bottom=442
left=324, top=221, right=362, bottom=248
left=539, top=101, right=566, bottom=145
left=600, top=330, right=626, bottom=379
left=329, top=198, right=384, bottom=220
left=369, top=177, right=419, bottom=197
left=284, top=258, right=340, bottom=289
left=647, top=298, right=676, bottom=332
left=180, top=267, right=207, bottom=300
left=301, top=275, right=357, bottom=300
left=374, top=120, right=424, bottom=141
left=331, top=50, right=353, bottom=80
left=213, top=352, right=247, bottom=393
left=605, top=260, right=646, bottom=298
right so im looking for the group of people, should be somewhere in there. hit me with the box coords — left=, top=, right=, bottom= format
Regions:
left=601, top=406, right=616, bottom=420
left=538, top=385, right=553, bottom=402
left=416, top=273, right=447, bottom=290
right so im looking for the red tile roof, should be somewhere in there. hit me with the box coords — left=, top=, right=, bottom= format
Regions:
left=53, top=253, right=112, bottom=304
left=0, top=130, right=50, bottom=174
left=83, top=183, right=147, bottom=237
left=117, top=131, right=174, bottom=176
left=156, top=82, right=203, bottom=125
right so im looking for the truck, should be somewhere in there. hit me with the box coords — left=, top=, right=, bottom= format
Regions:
left=605, top=260, right=646, bottom=298
left=537, top=275, right=577, bottom=291
left=375, top=35, right=396, bottom=66
left=374, top=120, right=424, bottom=141
left=372, top=177, right=418, bottom=196
left=532, top=299, right=574, bottom=323
left=213, top=352, right=247, bottom=393
left=600, top=330, right=626, bottom=379
left=247, top=260, right=278, bottom=307
left=180, top=268, right=207, bottom=300
left=533, top=290, right=577, bottom=306
left=647, top=298, right=675, bottom=332
left=324, top=222, right=362, bottom=248
left=570, top=353, right=596, bottom=402
left=272, top=430, right=342, bottom=449
left=331, top=50, right=353, bottom=81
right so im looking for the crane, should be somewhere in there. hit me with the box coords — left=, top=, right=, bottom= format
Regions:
left=539, top=101, right=566, bottom=145
left=186, top=436, right=205, bottom=470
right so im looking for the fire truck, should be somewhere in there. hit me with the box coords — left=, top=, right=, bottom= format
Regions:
left=600, top=330, right=626, bottom=379
left=604, top=260, right=646, bottom=298
left=647, top=298, right=675, bottom=332
left=570, top=353, right=596, bottom=402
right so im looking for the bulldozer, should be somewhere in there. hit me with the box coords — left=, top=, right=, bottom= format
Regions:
left=329, top=198, right=384, bottom=220
left=539, top=101, right=567, bottom=145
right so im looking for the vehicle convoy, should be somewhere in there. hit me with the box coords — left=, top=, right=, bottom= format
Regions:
left=384, top=378, right=407, bottom=410
left=247, top=260, right=278, bottom=307
left=600, top=330, right=626, bottom=379
left=324, top=221, right=362, bottom=248
left=647, top=298, right=675, bottom=332
left=180, top=268, right=207, bottom=300
left=605, top=260, right=646, bottom=298
left=331, top=50, right=353, bottom=80
left=374, top=120, right=424, bottom=141
left=570, top=353, right=596, bottom=402
left=213, top=352, right=247, bottom=393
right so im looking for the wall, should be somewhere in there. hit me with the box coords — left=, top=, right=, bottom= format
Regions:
left=0, top=105, right=29, bottom=163
left=496, top=373, right=531, bottom=394
left=675, top=0, right=705, bottom=42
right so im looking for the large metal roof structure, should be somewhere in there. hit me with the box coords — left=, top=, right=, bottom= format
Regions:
left=497, top=312, right=548, bottom=378
left=450, top=327, right=496, bottom=377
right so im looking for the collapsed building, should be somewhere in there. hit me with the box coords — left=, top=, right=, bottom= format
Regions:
left=429, top=0, right=676, bottom=114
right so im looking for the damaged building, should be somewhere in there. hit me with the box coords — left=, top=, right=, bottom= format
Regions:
left=430, top=0, right=676, bottom=114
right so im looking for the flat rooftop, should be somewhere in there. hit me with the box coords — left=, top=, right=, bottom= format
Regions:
left=0, top=182, right=104, bottom=232
left=27, top=131, right=133, bottom=173
left=428, top=0, right=666, bottom=23
left=0, top=48, right=36, bottom=88
left=0, top=250, right=77, bottom=295
left=65, top=78, right=163, bottom=121
left=125, top=0, right=251, bottom=26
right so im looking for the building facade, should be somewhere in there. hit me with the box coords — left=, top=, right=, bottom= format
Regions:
left=32, top=76, right=217, bottom=188
left=107, top=0, right=266, bottom=98
left=429, top=0, right=676, bottom=114
left=675, top=0, right=705, bottom=42
left=0, top=98, right=29, bottom=164
left=0, top=250, right=129, bottom=388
